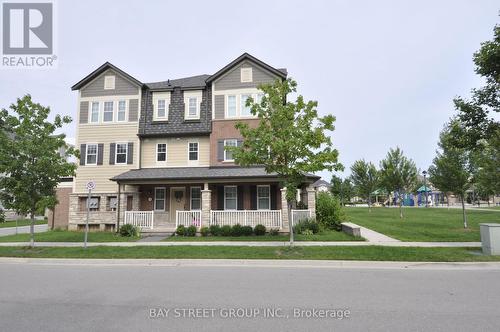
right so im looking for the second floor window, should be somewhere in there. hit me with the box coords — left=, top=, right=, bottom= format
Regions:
left=115, top=143, right=127, bottom=164
left=187, top=97, right=198, bottom=118
left=117, top=100, right=126, bottom=122
left=189, top=142, right=199, bottom=161
left=157, top=143, right=167, bottom=162
left=103, top=101, right=113, bottom=122
left=86, top=144, right=97, bottom=165
left=224, top=139, right=237, bottom=161
left=241, top=94, right=252, bottom=116
left=157, top=99, right=166, bottom=118
left=90, top=102, right=99, bottom=123
left=227, top=95, right=237, bottom=117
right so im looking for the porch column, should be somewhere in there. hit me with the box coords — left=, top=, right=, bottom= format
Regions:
left=307, top=186, right=316, bottom=219
left=280, top=188, right=290, bottom=233
left=201, top=183, right=211, bottom=228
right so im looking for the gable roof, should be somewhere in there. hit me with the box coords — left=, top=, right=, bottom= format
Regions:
left=146, top=74, right=211, bottom=91
left=312, top=179, right=331, bottom=188
left=206, top=53, right=287, bottom=83
left=71, top=62, right=142, bottom=91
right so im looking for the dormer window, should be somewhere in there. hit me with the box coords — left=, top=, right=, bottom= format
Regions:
left=240, top=67, right=252, bottom=83
left=153, top=92, right=170, bottom=121
left=104, top=75, right=115, bottom=90
left=157, top=100, right=166, bottom=118
left=184, top=91, right=202, bottom=120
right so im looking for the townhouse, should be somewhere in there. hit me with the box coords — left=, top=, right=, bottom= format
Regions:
left=68, top=53, right=318, bottom=233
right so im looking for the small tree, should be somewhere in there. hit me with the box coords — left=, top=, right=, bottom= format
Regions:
left=379, top=147, right=417, bottom=219
left=350, top=160, right=379, bottom=211
left=428, top=120, right=472, bottom=228
left=330, top=175, right=353, bottom=206
left=0, top=95, right=77, bottom=246
left=230, top=79, right=342, bottom=244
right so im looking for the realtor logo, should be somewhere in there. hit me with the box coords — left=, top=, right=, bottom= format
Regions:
left=1, top=1, right=57, bottom=68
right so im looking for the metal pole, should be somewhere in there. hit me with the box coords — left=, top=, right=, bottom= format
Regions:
left=84, top=188, right=91, bottom=249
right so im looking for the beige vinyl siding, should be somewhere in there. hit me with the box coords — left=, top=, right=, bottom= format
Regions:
left=75, top=124, right=139, bottom=193
left=141, top=137, right=210, bottom=168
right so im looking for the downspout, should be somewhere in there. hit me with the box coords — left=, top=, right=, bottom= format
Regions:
left=116, top=182, right=121, bottom=233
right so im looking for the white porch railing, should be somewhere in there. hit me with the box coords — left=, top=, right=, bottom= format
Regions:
left=210, top=210, right=282, bottom=229
left=124, top=211, right=154, bottom=229
left=176, top=210, right=202, bottom=228
left=291, top=209, right=312, bottom=225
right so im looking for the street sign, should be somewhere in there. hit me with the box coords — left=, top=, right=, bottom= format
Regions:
left=86, top=180, right=96, bottom=191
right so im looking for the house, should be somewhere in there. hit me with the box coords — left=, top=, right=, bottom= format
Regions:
left=312, top=179, right=331, bottom=193
left=68, top=53, right=319, bottom=233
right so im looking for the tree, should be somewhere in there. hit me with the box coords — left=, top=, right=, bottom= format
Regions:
left=330, top=175, right=353, bottom=206
left=0, top=95, right=77, bottom=246
left=474, top=128, right=500, bottom=206
left=230, top=79, right=343, bottom=244
left=428, top=120, right=472, bottom=228
left=350, top=160, right=379, bottom=211
left=379, top=147, right=417, bottom=219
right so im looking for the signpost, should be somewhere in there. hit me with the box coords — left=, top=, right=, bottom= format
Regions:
left=84, top=180, right=96, bottom=249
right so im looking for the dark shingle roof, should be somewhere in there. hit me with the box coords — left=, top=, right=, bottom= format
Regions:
left=146, top=74, right=211, bottom=90
left=312, top=179, right=331, bottom=188
left=111, top=166, right=319, bottom=182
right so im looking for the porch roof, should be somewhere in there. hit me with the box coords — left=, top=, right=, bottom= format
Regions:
left=111, top=166, right=320, bottom=183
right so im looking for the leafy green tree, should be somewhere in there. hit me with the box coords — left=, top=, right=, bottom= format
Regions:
left=0, top=95, right=77, bottom=246
left=230, top=79, right=342, bottom=244
left=379, top=147, right=417, bottom=218
left=428, top=120, right=472, bottom=228
left=474, top=128, right=500, bottom=206
left=350, top=160, right=379, bottom=211
left=330, top=175, right=353, bottom=206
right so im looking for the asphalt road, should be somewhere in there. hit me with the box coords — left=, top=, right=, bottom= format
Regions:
left=1, top=260, right=499, bottom=332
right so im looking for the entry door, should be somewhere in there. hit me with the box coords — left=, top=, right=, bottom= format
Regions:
left=170, top=187, right=186, bottom=223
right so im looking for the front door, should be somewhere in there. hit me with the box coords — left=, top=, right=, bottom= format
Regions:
left=170, top=187, right=186, bottom=223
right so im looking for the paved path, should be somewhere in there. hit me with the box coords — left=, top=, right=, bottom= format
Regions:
left=1, top=258, right=499, bottom=331
left=0, top=240, right=481, bottom=247
left=355, top=223, right=400, bottom=242
left=137, top=235, right=169, bottom=242
left=0, top=224, right=48, bottom=237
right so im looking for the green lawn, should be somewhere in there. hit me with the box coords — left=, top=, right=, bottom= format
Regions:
left=346, top=207, right=500, bottom=242
left=0, top=245, right=498, bottom=262
left=166, top=230, right=362, bottom=242
left=0, top=219, right=47, bottom=228
left=0, top=230, right=139, bottom=242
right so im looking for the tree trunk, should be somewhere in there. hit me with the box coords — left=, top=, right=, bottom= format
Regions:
left=288, top=200, right=294, bottom=246
left=461, top=196, right=468, bottom=229
left=368, top=195, right=371, bottom=213
left=30, top=209, right=35, bottom=247
left=399, top=192, right=403, bottom=219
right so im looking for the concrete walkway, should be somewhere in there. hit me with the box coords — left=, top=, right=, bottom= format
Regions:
left=0, top=241, right=481, bottom=247
left=0, top=224, right=48, bottom=237
left=355, top=224, right=400, bottom=243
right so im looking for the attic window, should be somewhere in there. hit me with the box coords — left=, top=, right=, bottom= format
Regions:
left=240, top=67, right=252, bottom=83
left=104, top=76, right=115, bottom=90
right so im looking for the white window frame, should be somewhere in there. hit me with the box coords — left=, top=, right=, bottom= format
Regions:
left=224, top=139, right=237, bottom=162
left=257, top=185, right=271, bottom=210
left=115, top=142, right=128, bottom=165
left=104, top=75, right=115, bottom=90
left=226, top=95, right=237, bottom=118
left=190, top=186, right=201, bottom=210
left=224, top=93, right=258, bottom=119
left=188, top=142, right=199, bottom=161
left=156, top=143, right=167, bottom=163
left=240, top=94, right=252, bottom=117
left=103, top=101, right=114, bottom=122
left=89, top=101, right=100, bottom=123
left=240, top=67, right=253, bottom=83
left=117, top=100, right=127, bottom=122
left=85, top=143, right=98, bottom=165
left=153, top=92, right=170, bottom=121
left=154, top=187, right=166, bottom=211
left=184, top=91, right=202, bottom=120
left=224, top=186, right=238, bottom=210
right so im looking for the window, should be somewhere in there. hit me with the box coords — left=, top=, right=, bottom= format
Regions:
left=256, top=93, right=264, bottom=104
left=188, top=142, right=198, bottom=161
left=108, top=196, right=117, bottom=211
left=103, top=101, right=113, bottom=122
left=86, top=144, right=97, bottom=165
left=88, top=197, right=100, bottom=211
left=187, top=97, right=197, bottom=118
left=104, top=75, right=115, bottom=89
left=241, top=94, right=252, bottom=117
left=156, top=143, right=167, bottom=162
left=257, top=185, right=271, bottom=210
left=224, top=139, right=237, bottom=161
left=115, top=143, right=127, bottom=164
left=190, top=187, right=201, bottom=210
left=117, top=100, right=126, bottom=122
left=90, top=102, right=99, bottom=123
left=241, top=67, right=253, bottom=82
left=157, top=99, right=166, bottom=118
left=224, top=186, right=237, bottom=210
left=154, top=187, right=166, bottom=211
left=227, top=95, right=237, bottom=117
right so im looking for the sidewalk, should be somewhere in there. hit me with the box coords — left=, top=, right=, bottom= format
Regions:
left=0, top=224, right=48, bottom=237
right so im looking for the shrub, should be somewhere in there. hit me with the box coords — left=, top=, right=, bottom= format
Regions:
left=269, top=228, right=280, bottom=236
left=185, top=225, right=197, bottom=237
left=119, top=224, right=139, bottom=237
left=220, top=225, right=232, bottom=237
left=209, top=225, right=222, bottom=236
left=200, top=226, right=210, bottom=237
left=316, top=192, right=345, bottom=230
left=293, top=218, right=320, bottom=234
left=176, top=225, right=186, bottom=236
left=254, top=224, right=266, bottom=236
left=241, top=225, right=254, bottom=236
left=231, top=224, right=243, bottom=236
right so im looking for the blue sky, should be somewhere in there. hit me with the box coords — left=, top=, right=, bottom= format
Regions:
left=1, top=0, right=498, bottom=181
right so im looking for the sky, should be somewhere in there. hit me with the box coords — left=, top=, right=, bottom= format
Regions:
left=1, top=0, right=498, bottom=182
